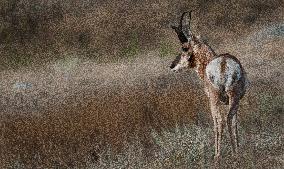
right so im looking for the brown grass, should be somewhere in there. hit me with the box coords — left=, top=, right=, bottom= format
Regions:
left=0, top=75, right=208, bottom=168
left=0, top=65, right=283, bottom=168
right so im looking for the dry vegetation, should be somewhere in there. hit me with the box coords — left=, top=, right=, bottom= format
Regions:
left=0, top=0, right=283, bottom=168
left=0, top=0, right=282, bottom=68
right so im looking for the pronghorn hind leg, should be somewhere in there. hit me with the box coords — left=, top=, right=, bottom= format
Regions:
left=208, top=90, right=224, bottom=163
left=227, top=93, right=240, bottom=154
left=232, top=113, right=239, bottom=147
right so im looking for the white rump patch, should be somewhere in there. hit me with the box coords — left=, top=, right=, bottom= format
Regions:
left=225, top=58, right=241, bottom=89
left=206, top=57, right=241, bottom=91
left=206, top=57, right=223, bottom=89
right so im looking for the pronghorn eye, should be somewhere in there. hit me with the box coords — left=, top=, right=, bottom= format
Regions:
left=182, top=47, right=189, bottom=52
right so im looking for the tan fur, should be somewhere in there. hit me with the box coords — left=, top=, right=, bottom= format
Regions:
left=220, top=58, right=227, bottom=76
left=188, top=37, right=216, bottom=80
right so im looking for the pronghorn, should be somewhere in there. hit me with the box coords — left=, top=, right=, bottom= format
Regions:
left=170, top=11, right=248, bottom=162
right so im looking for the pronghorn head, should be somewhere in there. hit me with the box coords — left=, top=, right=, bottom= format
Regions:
left=170, top=11, right=195, bottom=72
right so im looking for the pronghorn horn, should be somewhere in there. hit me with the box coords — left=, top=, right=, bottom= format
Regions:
left=180, top=11, right=192, bottom=38
left=171, top=25, right=188, bottom=43
left=172, top=11, right=193, bottom=43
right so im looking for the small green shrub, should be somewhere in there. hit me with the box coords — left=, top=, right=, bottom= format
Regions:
left=120, top=33, right=140, bottom=61
left=158, top=42, right=175, bottom=58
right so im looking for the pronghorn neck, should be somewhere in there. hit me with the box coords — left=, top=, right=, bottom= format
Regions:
left=190, top=36, right=217, bottom=80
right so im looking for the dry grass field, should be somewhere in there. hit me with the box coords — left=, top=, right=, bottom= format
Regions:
left=0, top=0, right=283, bottom=168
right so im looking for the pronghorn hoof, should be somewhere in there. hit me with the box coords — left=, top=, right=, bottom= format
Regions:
left=214, top=155, right=221, bottom=166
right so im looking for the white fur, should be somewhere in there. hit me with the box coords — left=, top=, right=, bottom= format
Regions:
left=206, top=57, right=241, bottom=91
left=206, top=57, right=223, bottom=89
left=171, top=56, right=189, bottom=72
left=224, top=58, right=241, bottom=90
